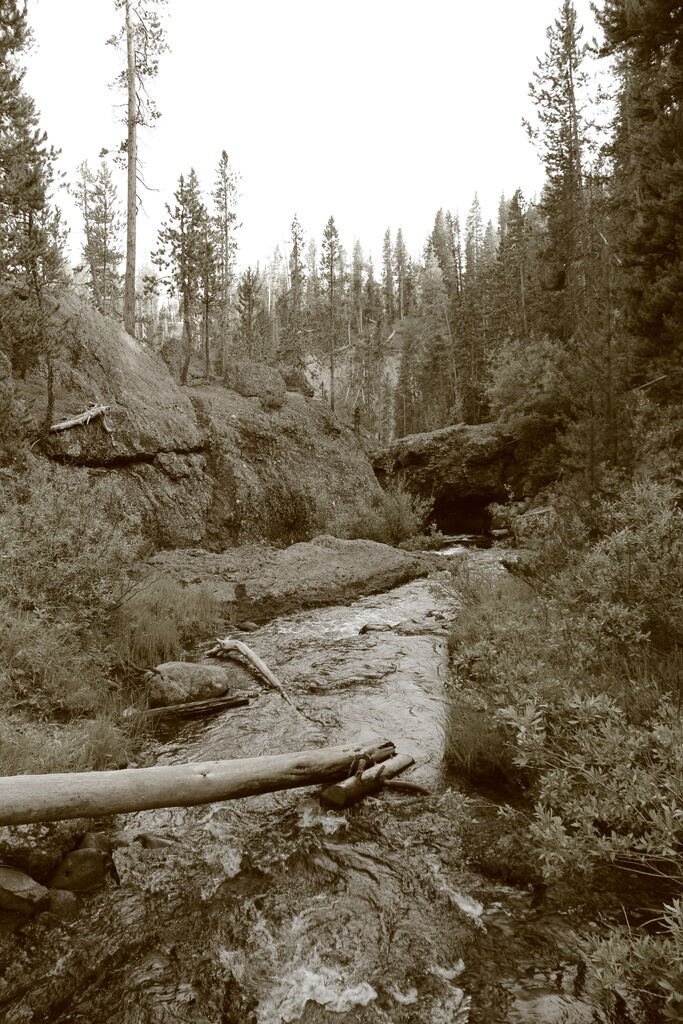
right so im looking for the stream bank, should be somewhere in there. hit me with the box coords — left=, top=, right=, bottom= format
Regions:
left=0, top=549, right=619, bottom=1024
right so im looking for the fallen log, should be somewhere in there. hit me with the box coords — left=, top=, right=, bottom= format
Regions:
left=319, top=751, right=414, bottom=810
left=143, top=694, right=252, bottom=720
left=0, top=739, right=395, bottom=827
left=48, top=404, right=110, bottom=433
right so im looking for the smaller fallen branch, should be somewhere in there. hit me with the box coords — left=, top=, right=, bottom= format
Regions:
left=319, top=751, right=415, bottom=809
left=206, top=637, right=306, bottom=722
left=143, top=694, right=251, bottom=721
left=48, top=404, right=110, bottom=433
left=383, top=779, right=431, bottom=796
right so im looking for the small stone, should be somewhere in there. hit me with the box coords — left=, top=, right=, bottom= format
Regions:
left=237, top=621, right=260, bottom=632
left=78, top=832, right=113, bottom=854
left=0, top=865, right=48, bottom=915
left=49, top=849, right=111, bottom=892
left=134, top=833, right=180, bottom=850
left=47, top=888, right=79, bottom=920
left=358, top=622, right=393, bottom=634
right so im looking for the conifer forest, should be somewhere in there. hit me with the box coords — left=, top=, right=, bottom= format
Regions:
left=0, top=2, right=682, bottom=1022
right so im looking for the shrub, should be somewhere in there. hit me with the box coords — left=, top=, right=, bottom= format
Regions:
left=445, top=480, right=683, bottom=1017
left=328, top=483, right=432, bottom=546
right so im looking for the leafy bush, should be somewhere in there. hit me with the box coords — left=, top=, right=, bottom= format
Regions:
left=328, top=483, right=432, bottom=545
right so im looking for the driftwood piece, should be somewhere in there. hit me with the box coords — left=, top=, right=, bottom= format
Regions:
left=206, top=637, right=305, bottom=720
left=383, top=779, right=432, bottom=796
left=48, top=404, right=110, bottom=433
left=0, top=739, right=396, bottom=827
left=319, top=751, right=415, bottom=810
left=143, top=694, right=251, bottom=721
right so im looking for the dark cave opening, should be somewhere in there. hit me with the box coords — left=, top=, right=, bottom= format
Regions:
left=429, top=494, right=494, bottom=535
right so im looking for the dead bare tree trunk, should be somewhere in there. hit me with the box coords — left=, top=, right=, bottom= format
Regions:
left=0, top=739, right=396, bottom=827
left=123, top=0, right=137, bottom=337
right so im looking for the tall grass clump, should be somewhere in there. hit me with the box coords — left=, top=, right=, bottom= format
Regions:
left=445, top=480, right=683, bottom=1018
left=111, top=577, right=225, bottom=668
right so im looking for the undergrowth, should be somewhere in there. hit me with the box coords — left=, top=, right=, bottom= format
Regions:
left=445, top=480, right=683, bottom=1019
left=0, top=458, right=226, bottom=776
left=328, top=481, right=432, bottom=545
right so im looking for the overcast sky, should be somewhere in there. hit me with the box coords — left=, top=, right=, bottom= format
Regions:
left=24, top=0, right=601, bottom=273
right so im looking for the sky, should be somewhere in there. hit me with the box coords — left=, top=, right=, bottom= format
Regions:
left=23, top=0, right=602, bottom=274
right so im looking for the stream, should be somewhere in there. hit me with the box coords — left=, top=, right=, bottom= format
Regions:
left=1, top=549, right=614, bottom=1024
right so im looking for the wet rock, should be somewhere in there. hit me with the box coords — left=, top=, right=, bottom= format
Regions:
left=78, top=832, right=114, bottom=854
left=134, top=834, right=181, bottom=850
left=237, top=620, right=260, bottom=632
left=359, top=621, right=394, bottom=633
left=49, top=849, right=113, bottom=892
left=394, top=618, right=448, bottom=636
left=144, top=661, right=254, bottom=707
left=0, top=865, right=48, bottom=915
left=0, top=820, right=88, bottom=883
left=47, top=888, right=79, bottom=920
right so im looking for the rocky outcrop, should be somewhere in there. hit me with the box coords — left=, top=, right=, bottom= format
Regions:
left=13, top=292, right=384, bottom=549
left=372, top=423, right=519, bottom=533
left=143, top=535, right=437, bottom=623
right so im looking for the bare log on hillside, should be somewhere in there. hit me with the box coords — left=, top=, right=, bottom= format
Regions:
left=206, top=637, right=305, bottom=720
left=319, top=751, right=415, bottom=809
left=48, top=404, right=110, bottom=433
left=0, top=739, right=396, bottom=827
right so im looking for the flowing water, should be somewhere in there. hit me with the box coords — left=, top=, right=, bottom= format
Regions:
left=0, top=550, right=615, bottom=1024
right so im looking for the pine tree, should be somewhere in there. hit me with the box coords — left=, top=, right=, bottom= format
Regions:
left=0, top=0, right=64, bottom=394
left=526, top=0, right=591, bottom=338
left=394, top=228, right=408, bottom=320
left=381, top=227, right=395, bottom=323
left=153, top=169, right=207, bottom=384
left=596, top=0, right=683, bottom=399
left=278, top=214, right=306, bottom=366
left=73, top=160, right=123, bottom=317
left=235, top=266, right=265, bottom=360
left=320, top=216, right=341, bottom=412
left=212, top=149, right=239, bottom=366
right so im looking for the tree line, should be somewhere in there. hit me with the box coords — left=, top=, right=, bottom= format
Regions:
left=0, top=0, right=681, bottom=477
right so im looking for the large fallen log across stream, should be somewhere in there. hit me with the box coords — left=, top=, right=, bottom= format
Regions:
left=0, top=739, right=395, bottom=827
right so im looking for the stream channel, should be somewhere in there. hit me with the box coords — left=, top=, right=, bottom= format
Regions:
left=2, top=548, right=615, bottom=1024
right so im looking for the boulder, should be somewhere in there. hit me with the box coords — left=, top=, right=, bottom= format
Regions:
left=372, top=423, right=519, bottom=534
left=222, top=361, right=286, bottom=409
left=144, top=660, right=255, bottom=707
left=0, top=865, right=48, bottom=914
